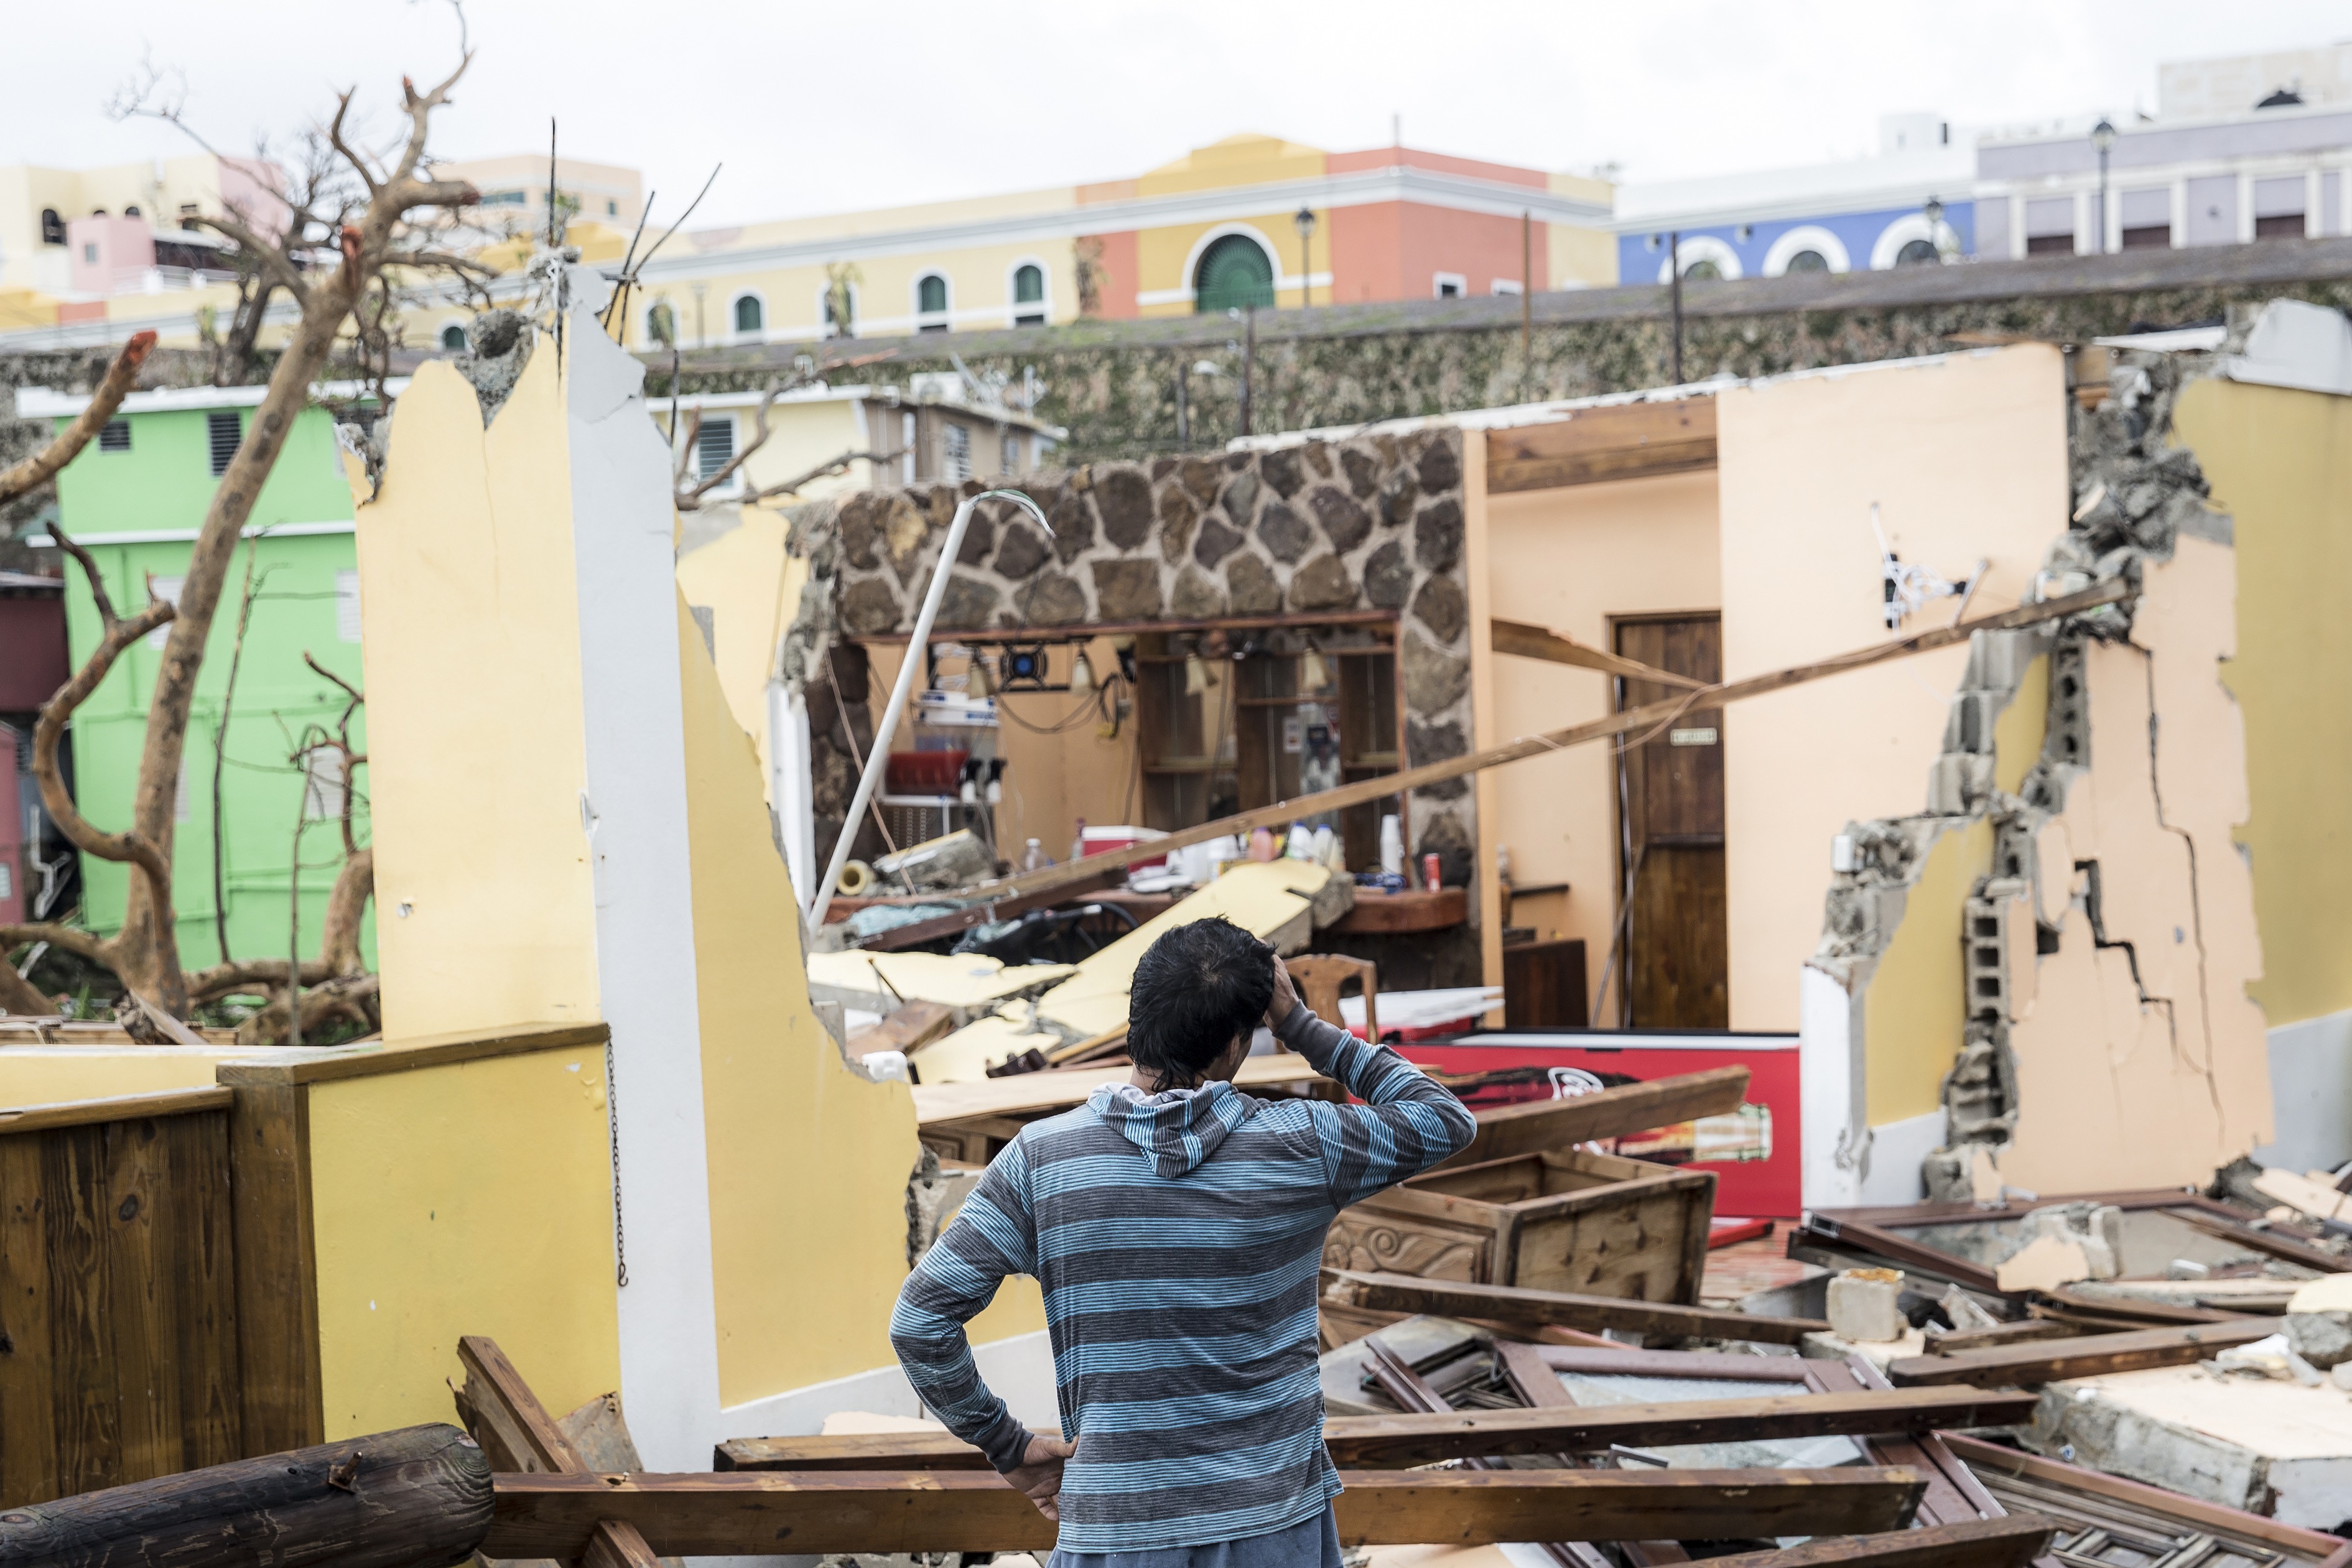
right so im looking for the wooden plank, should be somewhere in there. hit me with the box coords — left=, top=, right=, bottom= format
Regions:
left=1693, top=1516, right=2057, bottom=1568
left=1485, top=402, right=1721, bottom=494
left=1444, top=1066, right=1749, bottom=1169
left=1936, top=1430, right=2352, bottom=1557
left=718, top=1389, right=2034, bottom=1473
left=0, top=1422, right=493, bottom=1568
left=103, top=1115, right=180, bottom=1485
left=1924, top=1319, right=2080, bottom=1356
left=913, top=1054, right=1321, bottom=1126
left=0, top=1131, right=59, bottom=1506
left=1490, top=622, right=1709, bottom=688
left=848, top=866, right=1125, bottom=953
left=216, top=1022, right=610, bottom=1088
left=0, top=1088, right=233, bottom=1136
left=456, top=1336, right=583, bottom=1474
left=1887, top=1319, right=2282, bottom=1387
left=1322, top=1268, right=1828, bottom=1345
left=44, top=1123, right=119, bottom=1496
left=1331, top=886, right=1470, bottom=934
left=165, top=1109, right=242, bottom=1472
left=485, top=1467, right=1928, bottom=1556
left=922, top=578, right=2136, bottom=910
left=228, top=1083, right=322, bottom=1455
left=452, top=1337, right=660, bottom=1568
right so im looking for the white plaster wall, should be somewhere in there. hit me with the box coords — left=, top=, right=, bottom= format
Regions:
left=2258, top=1006, right=2352, bottom=1174
left=562, top=271, right=727, bottom=1471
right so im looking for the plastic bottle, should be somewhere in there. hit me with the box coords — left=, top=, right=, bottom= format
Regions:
left=1021, top=838, right=1052, bottom=873
left=1070, top=815, right=1088, bottom=865
left=1285, top=822, right=1318, bottom=861
left=1378, top=814, right=1405, bottom=875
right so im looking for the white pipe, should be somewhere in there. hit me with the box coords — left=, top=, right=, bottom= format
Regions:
left=770, top=679, right=816, bottom=901
left=807, top=488, right=1049, bottom=927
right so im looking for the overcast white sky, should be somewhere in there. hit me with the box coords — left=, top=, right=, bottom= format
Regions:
left=11, top=1, right=2350, bottom=229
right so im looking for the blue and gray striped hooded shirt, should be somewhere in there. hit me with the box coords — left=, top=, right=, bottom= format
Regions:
left=890, top=1003, right=1476, bottom=1553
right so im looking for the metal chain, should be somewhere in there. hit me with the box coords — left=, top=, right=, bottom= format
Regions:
left=605, top=1036, right=628, bottom=1287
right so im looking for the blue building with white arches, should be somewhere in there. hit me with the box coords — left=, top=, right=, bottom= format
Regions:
left=1612, top=114, right=1975, bottom=282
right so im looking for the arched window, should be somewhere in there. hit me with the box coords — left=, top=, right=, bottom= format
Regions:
left=732, top=294, right=764, bottom=335
left=124, top=204, right=141, bottom=218
left=1194, top=234, right=1274, bottom=313
left=646, top=300, right=676, bottom=346
left=40, top=208, right=65, bottom=245
left=90, top=207, right=107, bottom=216
left=1012, top=262, right=1045, bottom=327
left=440, top=323, right=467, bottom=351
left=1683, top=259, right=1723, bottom=281
left=1895, top=238, right=1941, bottom=266
left=1784, top=249, right=1830, bottom=274
left=915, top=273, right=949, bottom=332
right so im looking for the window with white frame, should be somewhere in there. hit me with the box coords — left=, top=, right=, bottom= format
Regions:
left=147, top=575, right=185, bottom=648
left=1490, top=278, right=1523, bottom=295
left=943, top=422, right=971, bottom=481
left=646, top=300, right=676, bottom=346
left=1012, top=262, right=1046, bottom=327
left=1433, top=272, right=1466, bottom=299
left=916, top=273, right=950, bottom=332
left=732, top=294, right=765, bottom=336
left=336, top=570, right=363, bottom=643
left=439, top=323, right=467, bottom=351
left=207, top=411, right=241, bottom=477
left=695, top=415, right=737, bottom=483
left=1001, top=431, right=1020, bottom=473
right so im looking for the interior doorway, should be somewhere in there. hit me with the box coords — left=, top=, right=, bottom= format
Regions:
left=1609, top=613, right=1728, bottom=1028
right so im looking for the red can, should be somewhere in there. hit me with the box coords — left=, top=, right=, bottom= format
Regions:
left=1421, top=851, right=1443, bottom=889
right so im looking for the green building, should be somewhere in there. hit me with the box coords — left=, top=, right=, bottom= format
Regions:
left=22, top=383, right=377, bottom=973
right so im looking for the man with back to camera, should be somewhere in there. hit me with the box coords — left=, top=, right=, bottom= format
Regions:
left=891, top=916, right=1476, bottom=1566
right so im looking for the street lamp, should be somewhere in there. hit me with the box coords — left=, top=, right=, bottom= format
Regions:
left=1923, top=195, right=1945, bottom=260
left=1294, top=206, right=1318, bottom=308
left=2091, top=118, right=2117, bottom=254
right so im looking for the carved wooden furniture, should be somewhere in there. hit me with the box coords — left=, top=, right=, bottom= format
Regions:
left=1324, top=1146, right=1714, bottom=1302
left=1288, top=953, right=1378, bottom=1041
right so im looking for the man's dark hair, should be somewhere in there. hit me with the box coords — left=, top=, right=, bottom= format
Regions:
left=1128, top=917, right=1276, bottom=1091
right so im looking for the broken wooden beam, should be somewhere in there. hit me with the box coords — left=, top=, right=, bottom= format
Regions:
left=1921, top=1318, right=2081, bottom=1356
left=718, top=1389, right=2029, bottom=1472
left=454, top=1335, right=659, bottom=1568
left=0, top=1424, right=491, bottom=1568
left=1444, top=1064, right=1749, bottom=1169
left=1322, top=1267, right=1823, bottom=1345
left=1887, top=1318, right=2282, bottom=1387
left=941, top=577, right=2134, bottom=908
left=839, top=863, right=1126, bottom=949
left=1694, top=1515, right=2059, bottom=1568
left=486, top=1467, right=1926, bottom=1555
left=1490, top=620, right=1709, bottom=687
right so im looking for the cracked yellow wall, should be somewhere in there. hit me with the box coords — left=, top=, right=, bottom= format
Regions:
left=2174, top=379, right=2352, bottom=1029
left=674, top=594, right=1043, bottom=1402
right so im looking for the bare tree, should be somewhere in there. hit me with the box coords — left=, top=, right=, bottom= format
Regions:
left=0, top=20, right=481, bottom=1025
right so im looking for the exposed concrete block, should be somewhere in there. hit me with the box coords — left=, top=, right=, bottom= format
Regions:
left=1826, top=1268, right=1906, bottom=1342
left=1961, top=628, right=2050, bottom=695
left=2017, top=1202, right=2125, bottom=1280
left=1927, top=752, right=1995, bottom=815
left=2032, top=1366, right=2352, bottom=1526
left=1941, top=689, right=2008, bottom=754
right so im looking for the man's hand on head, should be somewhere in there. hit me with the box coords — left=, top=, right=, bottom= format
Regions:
left=1266, top=953, right=1299, bottom=1030
left=1006, top=1434, right=1076, bottom=1522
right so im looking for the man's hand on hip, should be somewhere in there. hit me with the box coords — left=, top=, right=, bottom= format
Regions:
left=1006, top=1434, right=1077, bottom=1522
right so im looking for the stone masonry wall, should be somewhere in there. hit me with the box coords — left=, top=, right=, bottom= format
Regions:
left=794, top=430, right=1476, bottom=887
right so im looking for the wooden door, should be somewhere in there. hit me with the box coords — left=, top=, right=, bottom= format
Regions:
left=1613, top=615, right=1727, bottom=1028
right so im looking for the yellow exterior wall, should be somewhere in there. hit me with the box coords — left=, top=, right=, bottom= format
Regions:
left=659, top=402, right=873, bottom=506
left=0, top=1047, right=243, bottom=1108
left=2174, top=378, right=2352, bottom=1029
left=353, top=345, right=603, bottom=1039
left=308, top=1046, right=623, bottom=1436
left=1480, top=468, right=1722, bottom=1021
left=675, top=597, right=1041, bottom=1403
left=630, top=239, right=1087, bottom=349
left=1716, top=346, right=2071, bottom=1032
left=1138, top=214, right=1309, bottom=317
left=1861, top=820, right=1986, bottom=1126
left=1137, top=135, right=1325, bottom=198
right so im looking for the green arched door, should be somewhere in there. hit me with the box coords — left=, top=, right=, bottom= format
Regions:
left=1194, top=234, right=1275, bottom=313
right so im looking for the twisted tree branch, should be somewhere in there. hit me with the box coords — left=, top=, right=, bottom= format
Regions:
left=0, top=332, right=157, bottom=506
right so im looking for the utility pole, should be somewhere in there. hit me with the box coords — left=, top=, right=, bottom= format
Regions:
left=1668, top=231, right=1685, bottom=385
left=1240, top=306, right=1256, bottom=437
left=1295, top=206, right=1318, bottom=309
left=2092, top=118, right=2117, bottom=254
left=1175, top=362, right=1190, bottom=451
left=1520, top=210, right=1533, bottom=393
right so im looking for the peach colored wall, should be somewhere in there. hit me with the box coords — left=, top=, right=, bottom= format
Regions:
left=1481, top=468, right=1722, bottom=1021
left=2000, top=539, right=2272, bottom=1189
left=1714, top=346, right=2072, bottom=1032
left=1327, top=202, right=1405, bottom=304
